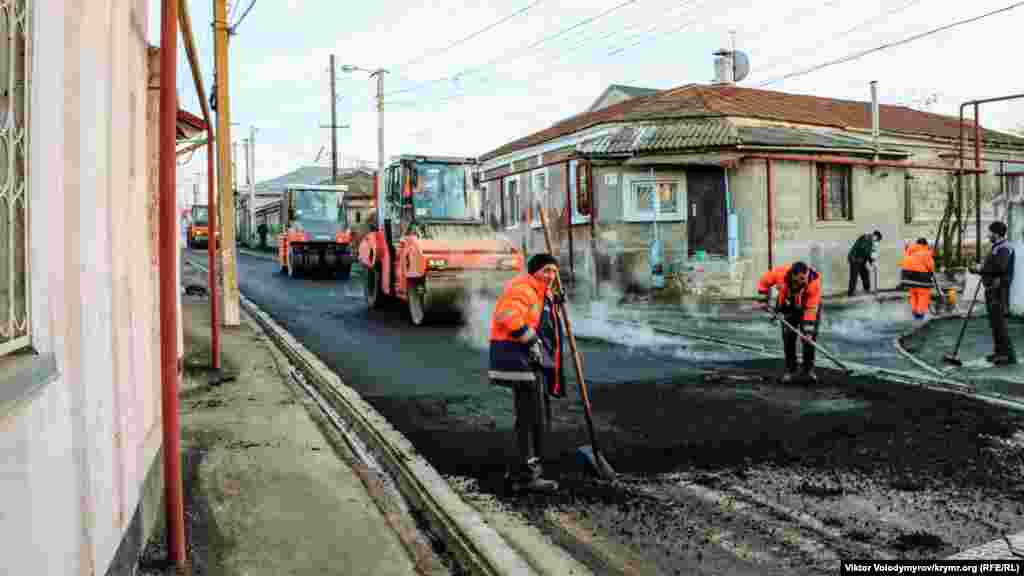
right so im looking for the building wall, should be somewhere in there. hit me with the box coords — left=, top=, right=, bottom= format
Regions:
left=1, top=2, right=165, bottom=575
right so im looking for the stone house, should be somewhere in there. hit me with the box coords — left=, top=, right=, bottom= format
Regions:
left=477, top=83, right=1024, bottom=299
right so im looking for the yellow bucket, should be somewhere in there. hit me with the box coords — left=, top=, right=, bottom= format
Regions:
left=945, top=287, right=958, bottom=307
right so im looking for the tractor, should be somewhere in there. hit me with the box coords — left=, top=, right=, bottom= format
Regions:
left=186, top=204, right=210, bottom=249
left=277, top=184, right=353, bottom=279
left=358, top=155, right=524, bottom=325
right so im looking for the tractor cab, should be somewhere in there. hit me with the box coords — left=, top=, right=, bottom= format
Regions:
left=278, top=185, right=353, bottom=278
left=381, top=156, right=483, bottom=245
left=187, top=204, right=210, bottom=248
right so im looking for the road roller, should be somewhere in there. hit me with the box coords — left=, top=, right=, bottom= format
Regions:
left=357, top=155, right=524, bottom=325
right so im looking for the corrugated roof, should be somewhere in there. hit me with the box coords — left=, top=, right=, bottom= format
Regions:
left=578, top=119, right=740, bottom=155
left=737, top=125, right=907, bottom=155
left=480, top=84, right=1024, bottom=161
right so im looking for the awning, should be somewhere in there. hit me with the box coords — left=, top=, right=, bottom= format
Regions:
left=623, top=152, right=743, bottom=167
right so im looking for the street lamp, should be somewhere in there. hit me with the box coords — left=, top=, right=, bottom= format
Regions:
left=340, top=64, right=388, bottom=228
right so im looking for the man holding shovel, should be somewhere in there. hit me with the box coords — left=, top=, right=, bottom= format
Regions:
left=489, top=253, right=566, bottom=493
left=969, top=221, right=1017, bottom=366
left=757, top=262, right=823, bottom=384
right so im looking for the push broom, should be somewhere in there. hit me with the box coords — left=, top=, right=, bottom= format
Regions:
left=537, top=203, right=617, bottom=481
left=943, top=280, right=984, bottom=367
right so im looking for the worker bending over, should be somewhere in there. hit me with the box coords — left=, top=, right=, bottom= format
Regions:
left=489, top=253, right=566, bottom=493
left=900, top=238, right=935, bottom=320
left=758, top=262, right=823, bottom=384
left=848, top=230, right=882, bottom=296
left=970, top=221, right=1017, bottom=366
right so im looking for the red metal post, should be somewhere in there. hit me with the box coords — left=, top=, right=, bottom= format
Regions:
left=766, top=159, right=774, bottom=270
left=207, top=133, right=220, bottom=368
left=566, top=162, right=574, bottom=280
left=159, top=0, right=187, bottom=567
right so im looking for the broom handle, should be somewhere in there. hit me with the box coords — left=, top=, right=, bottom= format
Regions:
left=537, top=203, right=601, bottom=450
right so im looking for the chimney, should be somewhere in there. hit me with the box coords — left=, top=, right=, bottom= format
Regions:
left=713, top=50, right=734, bottom=85
left=870, top=81, right=880, bottom=158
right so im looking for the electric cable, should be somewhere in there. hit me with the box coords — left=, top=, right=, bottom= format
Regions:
left=230, top=0, right=256, bottom=34
left=757, top=1, right=1024, bottom=87
left=391, top=0, right=545, bottom=72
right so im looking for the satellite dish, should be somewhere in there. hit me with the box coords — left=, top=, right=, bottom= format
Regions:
left=733, top=50, right=750, bottom=83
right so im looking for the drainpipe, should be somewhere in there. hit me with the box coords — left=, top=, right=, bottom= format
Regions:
left=870, top=81, right=879, bottom=161
left=160, top=0, right=186, bottom=568
left=766, top=158, right=774, bottom=269
left=566, top=164, right=574, bottom=282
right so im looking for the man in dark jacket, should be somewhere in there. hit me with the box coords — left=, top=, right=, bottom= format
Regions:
left=848, top=230, right=882, bottom=296
left=971, top=221, right=1017, bottom=365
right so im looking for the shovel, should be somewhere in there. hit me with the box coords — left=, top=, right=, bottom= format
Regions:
left=943, top=279, right=984, bottom=367
left=537, top=203, right=617, bottom=481
left=766, top=307, right=853, bottom=374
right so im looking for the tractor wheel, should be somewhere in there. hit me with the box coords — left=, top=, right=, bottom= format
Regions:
left=408, top=282, right=428, bottom=326
left=366, top=265, right=384, bottom=309
left=287, top=247, right=301, bottom=278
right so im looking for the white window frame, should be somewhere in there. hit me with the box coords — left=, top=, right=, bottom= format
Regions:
left=530, top=161, right=548, bottom=229
left=568, top=159, right=591, bottom=225
left=623, top=176, right=686, bottom=222
left=504, top=175, right=520, bottom=229
left=1009, top=175, right=1024, bottom=201
left=1, top=2, right=33, bottom=357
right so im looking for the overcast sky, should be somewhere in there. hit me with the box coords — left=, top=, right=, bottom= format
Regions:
left=153, top=0, right=1024, bottom=201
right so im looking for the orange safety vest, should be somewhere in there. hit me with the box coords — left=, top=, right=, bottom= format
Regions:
left=488, top=274, right=563, bottom=395
left=900, top=244, right=935, bottom=287
left=757, top=265, right=822, bottom=322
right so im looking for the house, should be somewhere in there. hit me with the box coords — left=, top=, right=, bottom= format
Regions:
left=2, top=2, right=206, bottom=574
left=249, top=166, right=376, bottom=246
left=478, top=79, right=1024, bottom=299
left=587, top=84, right=661, bottom=112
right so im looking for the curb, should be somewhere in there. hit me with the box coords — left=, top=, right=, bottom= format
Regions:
left=185, top=259, right=544, bottom=575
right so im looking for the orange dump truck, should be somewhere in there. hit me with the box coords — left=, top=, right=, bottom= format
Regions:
left=278, top=184, right=353, bottom=278
left=358, top=155, right=524, bottom=325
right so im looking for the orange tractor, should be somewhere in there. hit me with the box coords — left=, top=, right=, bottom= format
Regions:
left=358, top=155, right=524, bottom=325
left=186, top=204, right=211, bottom=248
left=278, top=184, right=354, bottom=278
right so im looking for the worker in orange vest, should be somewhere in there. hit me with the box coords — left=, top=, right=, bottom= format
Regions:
left=489, top=253, right=566, bottom=494
left=900, top=238, right=935, bottom=320
left=757, top=261, right=823, bottom=384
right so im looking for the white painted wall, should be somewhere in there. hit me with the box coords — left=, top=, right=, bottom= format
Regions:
left=1, top=1, right=166, bottom=575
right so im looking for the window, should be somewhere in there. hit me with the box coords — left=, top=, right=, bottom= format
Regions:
left=816, top=164, right=853, bottom=222
left=0, top=5, right=31, bottom=357
left=568, top=160, right=591, bottom=223
left=1010, top=175, right=1024, bottom=200
left=627, top=180, right=683, bottom=221
left=530, top=169, right=547, bottom=228
left=504, top=177, right=520, bottom=228
left=904, top=175, right=914, bottom=224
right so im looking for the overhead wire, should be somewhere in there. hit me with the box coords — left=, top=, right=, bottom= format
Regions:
left=229, top=0, right=257, bottom=34
left=390, top=0, right=546, bottom=72
left=381, top=0, right=644, bottom=98
left=757, top=0, right=1024, bottom=87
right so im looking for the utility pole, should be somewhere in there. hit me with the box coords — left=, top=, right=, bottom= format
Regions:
left=249, top=125, right=257, bottom=243
left=214, top=0, right=240, bottom=326
left=340, top=64, right=387, bottom=224
left=330, top=54, right=338, bottom=183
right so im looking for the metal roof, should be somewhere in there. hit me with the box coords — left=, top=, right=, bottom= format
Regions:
left=578, top=119, right=740, bottom=156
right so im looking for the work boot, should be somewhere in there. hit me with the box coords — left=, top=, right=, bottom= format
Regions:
left=780, top=371, right=796, bottom=384
left=993, top=355, right=1018, bottom=366
left=509, top=458, right=559, bottom=494
left=801, top=368, right=818, bottom=384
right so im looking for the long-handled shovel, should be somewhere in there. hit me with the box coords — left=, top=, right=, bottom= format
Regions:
left=537, top=203, right=617, bottom=481
left=766, top=308, right=853, bottom=374
left=943, top=280, right=984, bottom=367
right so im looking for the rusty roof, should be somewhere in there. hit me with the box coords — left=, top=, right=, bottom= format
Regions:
left=480, top=84, right=1024, bottom=161
left=578, top=119, right=741, bottom=155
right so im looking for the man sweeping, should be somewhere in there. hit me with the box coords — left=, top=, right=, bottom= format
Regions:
left=900, top=238, right=935, bottom=320
left=848, top=230, right=882, bottom=296
left=489, top=253, right=566, bottom=493
left=758, top=262, right=823, bottom=383
left=970, top=221, right=1017, bottom=366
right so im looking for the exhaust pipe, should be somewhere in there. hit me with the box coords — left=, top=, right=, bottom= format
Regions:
left=870, top=80, right=879, bottom=160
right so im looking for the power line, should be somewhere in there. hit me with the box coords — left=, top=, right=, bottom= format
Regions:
left=758, top=1, right=1024, bottom=87
left=391, top=1, right=545, bottom=72
left=751, top=0, right=927, bottom=78
left=382, top=0, right=643, bottom=98
left=229, top=0, right=257, bottom=34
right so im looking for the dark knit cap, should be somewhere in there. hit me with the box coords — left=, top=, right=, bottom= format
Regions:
left=916, top=238, right=929, bottom=246
left=790, top=261, right=808, bottom=275
left=990, top=221, right=1008, bottom=237
left=527, top=253, right=559, bottom=275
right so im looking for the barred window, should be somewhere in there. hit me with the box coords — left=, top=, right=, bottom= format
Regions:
left=0, top=3, right=31, bottom=356
left=816, top=164, right=853, bottom=222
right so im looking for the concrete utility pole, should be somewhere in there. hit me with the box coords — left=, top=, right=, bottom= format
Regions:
left=330, top=54, right=338, bottom=182
left=214, top=0, right=240, bottom=326
left=341, top=63, right=387, bottom=225
left=249, top=125, right=256, bottom=242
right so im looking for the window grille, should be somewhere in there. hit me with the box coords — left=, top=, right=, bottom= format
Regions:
left=0, top=2, right=31, bottom=357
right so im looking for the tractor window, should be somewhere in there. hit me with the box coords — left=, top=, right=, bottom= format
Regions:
left=191, top=206, right=209, bottom=225
left=412, top=162, right=477, bottom=220
left=293, top=190, right=341, bottom=223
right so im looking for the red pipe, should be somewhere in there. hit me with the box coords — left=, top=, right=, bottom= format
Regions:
left=159, top=0, right=186, bottom=567
left=766, top=158, right=774, bottom=269
left=207, top=132, right=220, bottom=368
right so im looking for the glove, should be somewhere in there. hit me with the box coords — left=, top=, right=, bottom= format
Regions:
left=527, top=339, right=544, bottom=366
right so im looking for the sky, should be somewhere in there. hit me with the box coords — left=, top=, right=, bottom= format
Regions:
left=152, top=0, right=1024, bottom=203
